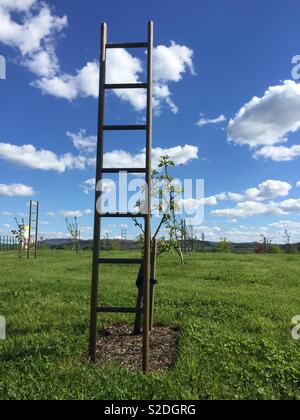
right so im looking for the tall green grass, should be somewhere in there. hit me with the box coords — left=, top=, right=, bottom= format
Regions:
left=0, top=250, right=299, bottom=400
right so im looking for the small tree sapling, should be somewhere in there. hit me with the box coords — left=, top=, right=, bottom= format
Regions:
left=66, top=217, right=81, bottom=254
left=133, top=155, right=185, bottom=264
left=11, top=218, right=26, bottom=258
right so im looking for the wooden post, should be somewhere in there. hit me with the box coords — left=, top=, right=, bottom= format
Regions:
left=34, top=201, right=39, bottom=259
left=27, top=200, right=32, bottom=259
left=150, top=239, right=157, bottom=331
left=133, top=265, right=144, bottom=335
left=134, top=239, right=157, bottom=335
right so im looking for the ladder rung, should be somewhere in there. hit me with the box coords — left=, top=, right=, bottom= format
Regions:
left=105, top=83, right=147, bottom=89
left=103, top=125, right=147, bottom=131
left=97, top=307, right=143, bottom=314
left=99, top=258, right=143, bottom=265
left=100, top=213, right=146, bottom=218
left=106, top=42, right=148, bottom=49
left=101, top=168, right=146, bottom=174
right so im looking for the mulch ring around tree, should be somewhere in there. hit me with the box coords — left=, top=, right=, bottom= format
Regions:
left=96, top=323, right=181, bottom=372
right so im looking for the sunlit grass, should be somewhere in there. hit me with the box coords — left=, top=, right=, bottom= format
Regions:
left=0, top=250, right=299, bottom=400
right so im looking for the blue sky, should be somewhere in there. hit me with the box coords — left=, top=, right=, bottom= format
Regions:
left=0, top=0, right=300, bottom=243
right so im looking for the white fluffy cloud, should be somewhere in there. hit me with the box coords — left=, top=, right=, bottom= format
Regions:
left=0, top=0, right=36, bottom=11
left=77, top=143, right=198, bottom=196
left=153, top=83, right=178, bottom=115
left=0, top=182, right=35, bottom=196
left=212, top=197, right=300, bottom=219
left=270, top=220, right=300, bottom=229
left=254, top=145, right=300, bottom=161
left=106, top=49, right=146, bottom=111
left=80, top=178, right=95, bottom=194
left=215, top=192, right=244, bottom=202
left=211, top=180, right=295, bottom=218
left=46, top=211, right=56, bottom=217
left=268, top=220, right=300, bottom=242
left=0, top=2, right=194, bottom=114
left=0, top=142, right=87, bottom=172
left=215, top=180, right=292, bottom=203
left=80, top=178, right=116, bottom=195
left=153, top=42, right=195, bottom=82
left=244, top=180, right=291, bottom=201
left=297, top=181, right=300, bottom=188
left=24, top=48, right=60, bottom=78
left=179, top=196, right=217, bottom=214
left=34, top=42, right=195, bottom=113
left=34, top=61, right=99, bottom=101
left=279, top=198, right=300, bottom=214
left=103, top=150, right=145, bottom=169
left=0, top=135, right=198, bottom=174
left=211, top=201, right=285, bottom=218
left=59, top=209, right=92, bottom=218
left=197, top=114, right=226, bottom=128
left=152, top=145, right=198, bottom=167
left=67, top=129, right=97, bottom=154
left=228, top=80, right=300, bottom=161
left=101, top=145, right=198, bottom=169
left=0, top=0, right=67, bottom=78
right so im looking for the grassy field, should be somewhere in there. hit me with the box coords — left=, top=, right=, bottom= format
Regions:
left=0, top=250, right=300, bottom=400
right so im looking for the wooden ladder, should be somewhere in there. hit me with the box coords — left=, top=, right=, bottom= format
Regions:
left=88, top=22, right=154, bottom=373
left=27, top=200, right=39, bottom=259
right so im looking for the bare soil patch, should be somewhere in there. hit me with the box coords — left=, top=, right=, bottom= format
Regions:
left=96, top=323, right=180, bottom=372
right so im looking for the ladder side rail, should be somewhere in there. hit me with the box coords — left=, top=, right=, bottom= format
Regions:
left=142, top=21, right=153, bottom=373
left=89, top=22, right=107, bottom=363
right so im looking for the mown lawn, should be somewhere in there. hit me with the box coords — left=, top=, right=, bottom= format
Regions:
left=0, top=250, right=300, bottom=400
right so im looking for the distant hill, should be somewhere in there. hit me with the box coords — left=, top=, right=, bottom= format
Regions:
left=42, top=238, right=300, bottom=253
left=43, top=238, right=139, bottom=251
